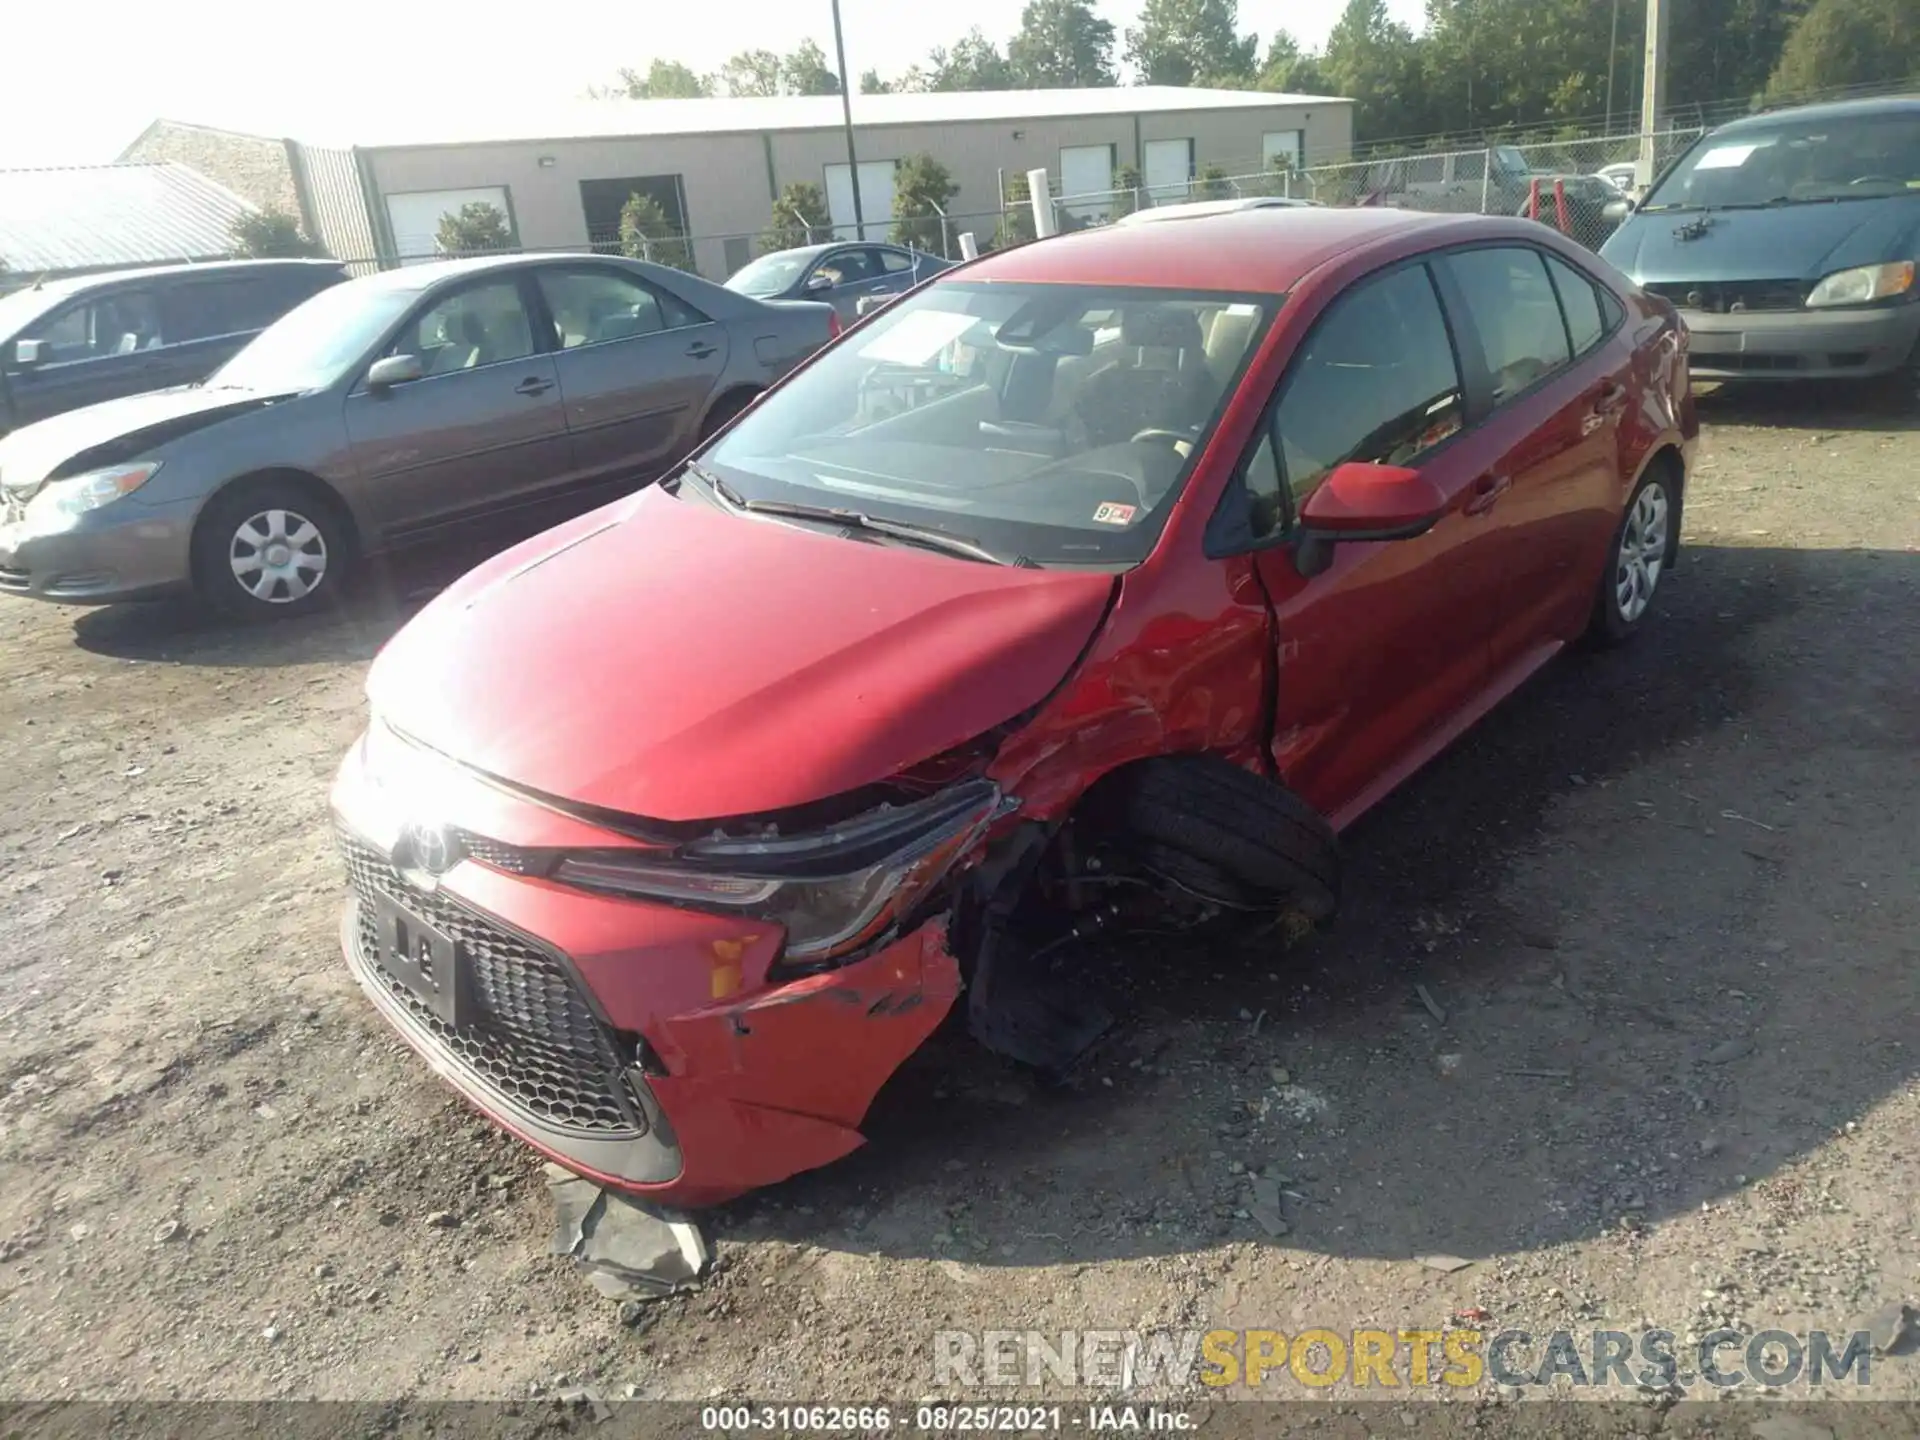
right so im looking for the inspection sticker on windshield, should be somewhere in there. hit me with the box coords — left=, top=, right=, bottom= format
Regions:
left=1693, top=140, right=1772, bottom=169
left=1092, top=502, right=1138, bottom=526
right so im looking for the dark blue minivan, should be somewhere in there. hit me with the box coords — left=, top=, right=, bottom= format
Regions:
left=1599, top=96, right=1919, bottom=389
left=0, top=259, right=346, bottom=437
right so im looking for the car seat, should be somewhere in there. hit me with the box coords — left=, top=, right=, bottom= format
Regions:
left=1077, top=307, right=1210, bottom=447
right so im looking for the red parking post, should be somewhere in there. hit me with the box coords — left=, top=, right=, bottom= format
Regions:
left=1527, top=177, right=1542, bottom=220
left=1554, top=179, right=1570, bottom=233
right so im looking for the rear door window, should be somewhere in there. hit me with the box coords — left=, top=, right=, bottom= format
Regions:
left=1443, top=247, right=1574, bottom=403
left=535, top=267, right=705, bottom=348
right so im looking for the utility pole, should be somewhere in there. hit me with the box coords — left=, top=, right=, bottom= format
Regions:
left=1636, top=0, right=1670, bottom=191
left=830, top=0, right=866, bottom=240
left=1605, top=0, right=1621, bottom=134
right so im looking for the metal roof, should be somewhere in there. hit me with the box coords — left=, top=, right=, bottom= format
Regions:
left=0, top=163, right=256, bottom=277
left=154, top=86, right=1350, bottom=153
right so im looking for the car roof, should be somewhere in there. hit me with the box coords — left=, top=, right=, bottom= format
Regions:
left=1118, top=197, right=1318, bottom=225
left=1714, top=93, right=1920, bottom=134
left=12, top=256, right=343, bottom=300
left=961, top=206, right=1481, bottom=294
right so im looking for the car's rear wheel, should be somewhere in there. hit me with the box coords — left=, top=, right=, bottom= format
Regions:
left=193, top=478, right=350, bottom=619
left=698, top=389, right=758, bottom=442
left=1589, top=465, right=1676, bottom=644
left=1092, top=755, right=1340, bottom=922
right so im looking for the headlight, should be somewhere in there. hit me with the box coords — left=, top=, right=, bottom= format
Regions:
left=24, top=461, right=162, bottom=522
left=552, top=779, right=1007, bottom=964
left=1804, top=261, right=1915, bottom=308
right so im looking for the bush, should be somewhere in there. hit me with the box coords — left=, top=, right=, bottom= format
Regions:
left=619, top=193, right=697, bottom=273
left=1111, top=164, right=1144, bottom=219
left=1195, top=162, right=1232, bottom=202
left=761, top=182, right=832, bottom=252
left=890, top=153, right=958, bottom=254
left=993, top=171, right=1040, bottom=250
left=435, top=202, right=513, bottom=257
left=230, top=210, right=326, bottom=259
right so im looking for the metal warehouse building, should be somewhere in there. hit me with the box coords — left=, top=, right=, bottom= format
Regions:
left=125, top=87, right=1353, bottom=280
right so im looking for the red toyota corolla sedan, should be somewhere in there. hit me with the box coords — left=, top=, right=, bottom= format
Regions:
left=331, top=208, right=1695, bottom=1207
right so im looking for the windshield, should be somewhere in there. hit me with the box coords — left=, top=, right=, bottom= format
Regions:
left=726, top=252, right=811, bottom=297
left=1645, top=111, right=1920, bottom=209
left=700, top=281, right=1277, bottom=568
left=208, top=279, right=420, bottom=393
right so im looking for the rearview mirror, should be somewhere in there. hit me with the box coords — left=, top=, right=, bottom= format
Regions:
left=805, top=272, right=833, bottom=293
left=1292, top=462, right=1448, bottom=578
left=11, top=339, right=44, bottom=369
left=366, top=353, right=423, bottom=390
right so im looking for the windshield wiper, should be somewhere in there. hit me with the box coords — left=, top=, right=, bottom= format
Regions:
left=690, top=466, right=1025, bottom=566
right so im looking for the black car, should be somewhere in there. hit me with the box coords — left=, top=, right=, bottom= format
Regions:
left=0, top=259, right=347, bottom=435
left=724, top=242, right=954, bottom=322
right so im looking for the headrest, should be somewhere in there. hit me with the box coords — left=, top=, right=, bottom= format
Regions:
left=1121, top=307, right=1204, bottom=350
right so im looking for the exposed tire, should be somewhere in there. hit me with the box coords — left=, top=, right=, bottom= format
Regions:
left=1094, top=756, right=1340, bottom=922
left=1588, top=463, right=1679, bottom=646
left=191, top=477, right=351, bottom=620
left=698, top=389, right=758, bottom=441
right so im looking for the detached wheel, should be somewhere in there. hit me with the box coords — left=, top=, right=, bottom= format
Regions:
left=1096, top=756, right=1339, bottom=922
left=193, top=479, right=349, bottom=619
left=1589, top=465, right=1676, bottom=644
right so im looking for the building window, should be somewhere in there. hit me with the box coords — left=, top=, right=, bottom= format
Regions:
left=579, top=176, right=689, bottom=255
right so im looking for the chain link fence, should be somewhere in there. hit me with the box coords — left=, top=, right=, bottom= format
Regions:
left=1027, top=126, right=1711, bottom=257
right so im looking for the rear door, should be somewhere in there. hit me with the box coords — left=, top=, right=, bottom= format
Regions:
left=3, top=286, right=172, bottom=423
left=1218, top=258, right=1495, bottom=826
left=343, top=272, right=570, bottom=543
left=1429, top=244, right=1629, bottom=666
left=530, top=264, right=728, bottom=488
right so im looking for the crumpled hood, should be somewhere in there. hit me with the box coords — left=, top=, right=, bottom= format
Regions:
left=1601, top=197, right=1920, bottom=284
left=0, top=385, right=280, bottom=495
left=368, top=487, right=1115, bottom=823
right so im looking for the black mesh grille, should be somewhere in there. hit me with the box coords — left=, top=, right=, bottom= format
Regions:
left=1647, top=280, right=1807, bottom=313
left=338, top=831, right=645, bottom=1136
left=454, top=829, right=548, bottom=876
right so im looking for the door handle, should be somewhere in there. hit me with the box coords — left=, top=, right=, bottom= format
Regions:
left=513, top=376, right=554, bottom=396
left=685, top=342, right=719, bottom=359
left=1592, top=381, right=1629, bottom=414
left=1463, top=472, right=1511, bottom=516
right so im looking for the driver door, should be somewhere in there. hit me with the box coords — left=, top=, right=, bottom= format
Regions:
left=1228, top=259, right=1500, bottom=828
left=343, top=274, right=571, bottom=545
left=806, top=248, right=887, bottom=322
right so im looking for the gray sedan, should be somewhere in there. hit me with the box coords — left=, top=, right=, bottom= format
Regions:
left=0, top=254, right=835, bottom=616
left=726, top=242, right=954, bottom=322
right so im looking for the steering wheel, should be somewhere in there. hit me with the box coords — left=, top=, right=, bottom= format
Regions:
left=1130, top=428, right=1193, bottom=449
left=1849, top=175, right=1901, bottom=186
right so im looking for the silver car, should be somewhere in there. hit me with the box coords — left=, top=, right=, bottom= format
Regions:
left=0, top=254, right=835, bottom=616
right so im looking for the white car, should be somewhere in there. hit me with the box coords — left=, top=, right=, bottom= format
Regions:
left=1595, top=162, right=1639, bottom=193
left=1114, top=196, right=1321, bottom=226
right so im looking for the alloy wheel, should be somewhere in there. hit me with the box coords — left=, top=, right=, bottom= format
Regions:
left=1614, top=481, right=1670, bottom=623
left=228, top=507, right=328, bottom=605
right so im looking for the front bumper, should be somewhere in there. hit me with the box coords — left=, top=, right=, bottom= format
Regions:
left=330, top=742, right=962, bottom=1207
left=0, top=494, right=197, bottom=603
left=1677, top=301, right=1920, bottom=381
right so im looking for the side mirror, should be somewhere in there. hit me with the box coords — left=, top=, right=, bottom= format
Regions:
left=804, top=272, right=834, bottom=293
left=366, top=353, right=423, bottom=390
left=1293, top=462, right=1448, bottom=578
left=11, top=339, right=44, bottom=369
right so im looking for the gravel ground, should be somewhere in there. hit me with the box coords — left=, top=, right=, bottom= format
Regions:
left=0, top=384, right=1915, bottom=1420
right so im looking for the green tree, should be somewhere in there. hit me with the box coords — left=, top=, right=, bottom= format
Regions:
left=602, top=59, right=712, bottom=98
left=619, top=193, right=696, bottom=272
left=1124, top=0, right=1259, bottom=86
left=1257, top=30, right=1332, bottom=94
left=859, top=67, right=891, bottom=93
left=1009, top=0, right=1119, bottom=86
left=1321, top=0, right=1433, bottom=142
left=927, top=28, right=1020, bottom=90
left=435, top=202, right=512, bottom=256
left=781, top=39, right=842, bottom=95
left=761, top=181, right=833, bottom=250
left=1111, top=162, right=1144, bottom=216
left=891, top=153, right=959, bottom=251
left=719, top=49, right=783, bottom=96
left=1766, top=0, right=1917, bottom=99
left=229, top=210, right=325, bottom=258
left=994, top=171, right=1040, bottom=249
left=1672, top=0, right=1809, bottom=117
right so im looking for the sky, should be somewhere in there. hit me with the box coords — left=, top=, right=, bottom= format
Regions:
left=0, top=0, right=1425, bottom=169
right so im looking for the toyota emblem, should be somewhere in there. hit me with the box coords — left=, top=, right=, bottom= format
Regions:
left=398, top=822, right=462, bottom=882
